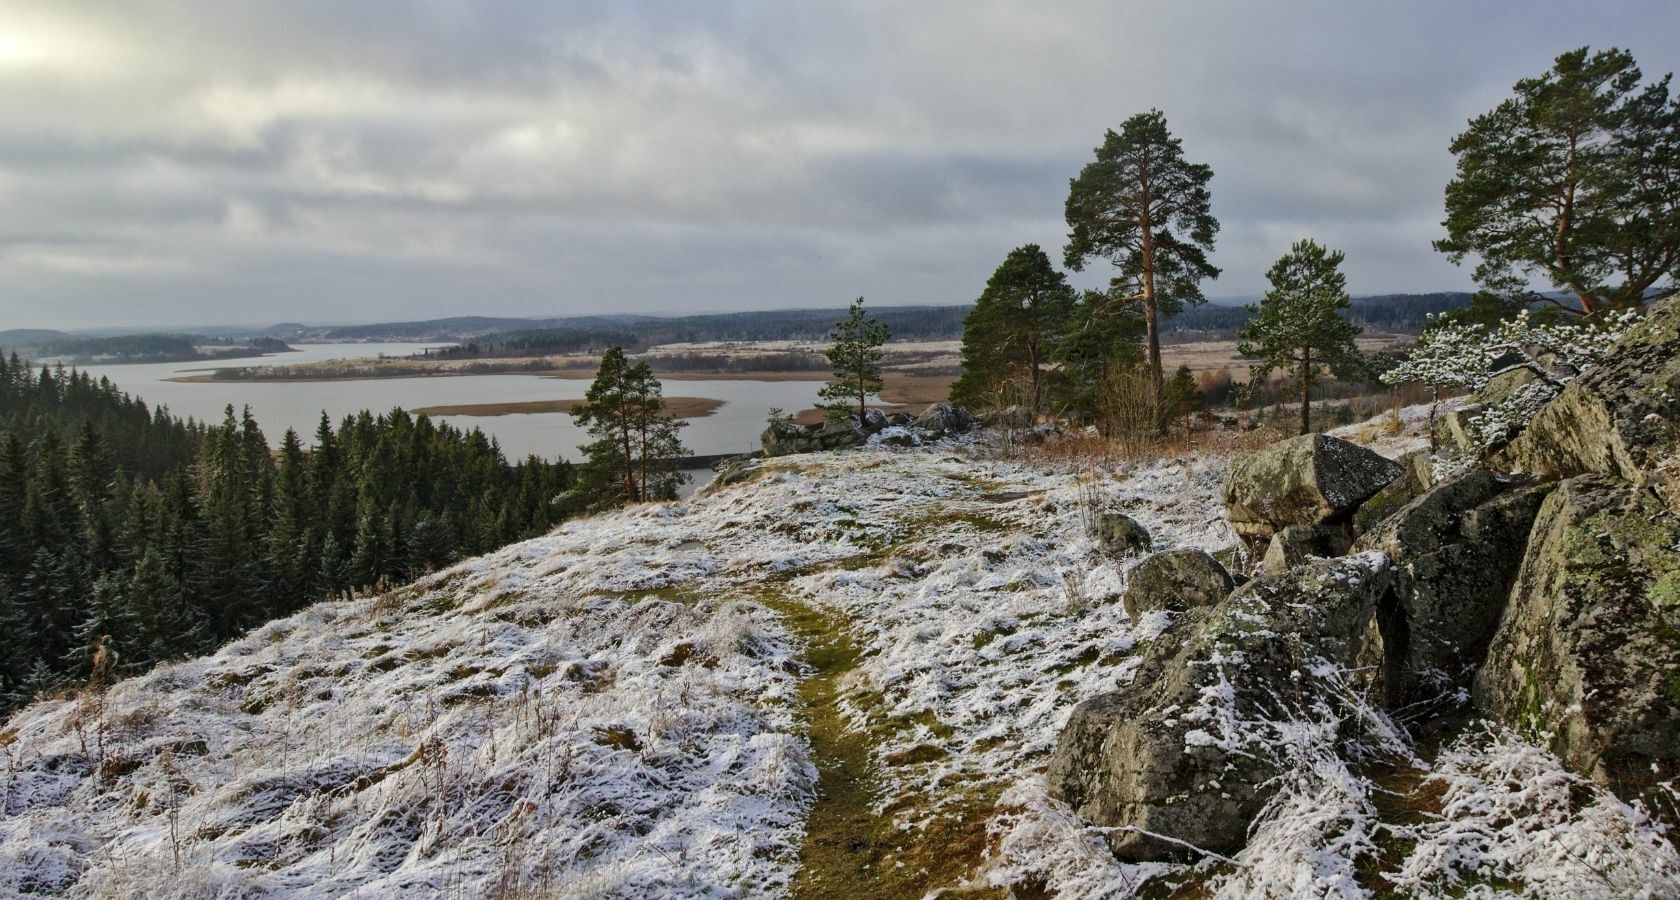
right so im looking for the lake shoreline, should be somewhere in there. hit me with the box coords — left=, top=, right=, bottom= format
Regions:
left=415, top=396, right=726, bottom=419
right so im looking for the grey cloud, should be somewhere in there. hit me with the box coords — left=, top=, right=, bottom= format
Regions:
left=2, top=1, right=1677, bottom=328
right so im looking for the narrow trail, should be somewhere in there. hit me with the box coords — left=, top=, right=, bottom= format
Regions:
left=763, top=593, right=1001, bottom=900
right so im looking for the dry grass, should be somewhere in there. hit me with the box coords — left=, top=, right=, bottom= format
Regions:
left=1160, top=331, right=1414, bottom=380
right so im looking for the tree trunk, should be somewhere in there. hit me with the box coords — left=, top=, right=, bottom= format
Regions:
left=1139, top=216, right=1165, bottom=434
left=619, top=412, right=637, bottom=503
left=1028, top=342, right=1042, bottom=416
left=1299, top=348, right=1312, bottom=436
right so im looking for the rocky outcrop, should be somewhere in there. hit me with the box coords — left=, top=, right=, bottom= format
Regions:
left=1121, top=549, right=1234, bottom=620
left=1352, top=469, right=1554, bottom=707
left=1051, top=298, right=1680, bottom=865
left=1049, top=553, right=1398, bottom=861
left=1497, top=297, right=1680, bottom=512
left=760, top=417, right=868, bottom=457
left=760, top=404, right=978, bottom=457
left=1223, top=433, right=1403, bottom=551
left=1095, top=513, right=1152, bottom=558
left=1474, top=475, right=1680, bottom=801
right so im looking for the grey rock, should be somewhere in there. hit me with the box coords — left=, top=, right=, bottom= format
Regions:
left=862, top=409, right=889, bottom=432
left=1222, top=433, right=1404, bottom=547
left=1049, top=553, right=1399, bottom=861
left=874, top=427, right=918, bottom=448
left=1474, top=474, right=1680, bottom=802
left=1474, top=363, right=1542, bottom=405
left=912, top=403, right=978, bottom=438
left=1259, top=522, right=1352, bottom=575
left=1122, top=549, right=1235, bottom=621
left=1435, top=403, right=1487, bottom=454
left=759, top=417, right=868, bottom=457
left=1497, top=295, right=1680, bottom=512
left=1095, top=513, right=1152, bottom=558
left=1352, top=449, right=1434, bottom=536
left=1352, top=468, right=1554, bottom=707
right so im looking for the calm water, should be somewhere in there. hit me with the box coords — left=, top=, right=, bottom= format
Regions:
left=68, top=344, right=825, bottom=463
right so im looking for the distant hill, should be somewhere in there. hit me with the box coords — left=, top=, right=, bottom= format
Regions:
left=294, top=305, right=974, bottom=346
left=1165, top=292, right=1473, bottom=339
left=0, top=332, right=295, bottom=364
left=0, top=329, right=70, bottom=348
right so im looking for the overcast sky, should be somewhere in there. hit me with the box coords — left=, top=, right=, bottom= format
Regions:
left=2, top=1, right=1677, bottom=329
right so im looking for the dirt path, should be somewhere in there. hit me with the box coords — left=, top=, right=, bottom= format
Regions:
left=763, top=594, right=1000, bottom=900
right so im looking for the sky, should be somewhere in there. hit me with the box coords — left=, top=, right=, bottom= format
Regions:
left=2, top=1, right=1678, bottom=330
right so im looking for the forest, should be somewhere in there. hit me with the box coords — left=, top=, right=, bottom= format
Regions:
left=0, top=332, right=295, bottom=364
left=0, top=354, right=573, bottom=711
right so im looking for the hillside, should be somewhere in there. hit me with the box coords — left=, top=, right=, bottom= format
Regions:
left=2, top=415, right=1676, bottom=897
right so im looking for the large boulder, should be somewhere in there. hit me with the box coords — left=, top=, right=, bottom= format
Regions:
left=759, top=417, right=867, bottom=457
left=1121, top=549, right=1234, bottom=621
left=1223, top=433, right=1404, bottom=547
left=913, top=403, right=978, bottom=439
left=1048, top=553, right=1399, bottom=861
left=1497, top=296, right=1680, bottom=512
left=1474, top=474, right=1680, bottom=801
left=1352, top=469, right=1554, bottom=707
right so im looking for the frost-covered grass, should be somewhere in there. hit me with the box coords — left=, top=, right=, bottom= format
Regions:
left=3, top=416, right=1675, bottom=898
left=0, top=524, right=816, bottom=897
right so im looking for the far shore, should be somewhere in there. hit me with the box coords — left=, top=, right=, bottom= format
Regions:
left=414, top=397, right=725, bottom=419
left=165, top=367, right=832, bottom=385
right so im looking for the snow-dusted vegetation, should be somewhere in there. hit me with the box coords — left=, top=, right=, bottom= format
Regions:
left=3, top=420, right=1676, bottom=897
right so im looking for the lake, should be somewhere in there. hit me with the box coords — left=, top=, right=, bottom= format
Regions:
left=66, top=344, right=827, bottom=464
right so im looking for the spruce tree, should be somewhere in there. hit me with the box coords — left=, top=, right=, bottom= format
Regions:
left=1163, top=364, right=1203, bottom=448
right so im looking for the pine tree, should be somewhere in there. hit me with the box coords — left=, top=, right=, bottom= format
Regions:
left=1237, top=239, right=1368, bottom=435
left=66, top=573, right=136, bottom=680
left=817, top=297, right=890, bottom=420
left=1065, top=110, right=1220, bottom=415
left=571, top=347, right=690, bottom=508
left=1437, top=47, right=1680, bottom=316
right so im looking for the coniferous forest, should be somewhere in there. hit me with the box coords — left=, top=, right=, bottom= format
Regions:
left=0, top=353, right=573, bottom=712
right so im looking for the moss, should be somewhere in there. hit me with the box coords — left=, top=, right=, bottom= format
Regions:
left=753, top=589, right=1001, bottom=899
left=1649, top=571, right=1680, bottom=611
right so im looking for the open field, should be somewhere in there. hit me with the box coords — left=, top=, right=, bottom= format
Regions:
left=1161, top=330, right=1413, bottom=378
left=414, top=396, right=725, bottom=418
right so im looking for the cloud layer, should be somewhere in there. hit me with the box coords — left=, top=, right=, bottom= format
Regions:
left=2, top=1, right=1676, bottom=328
